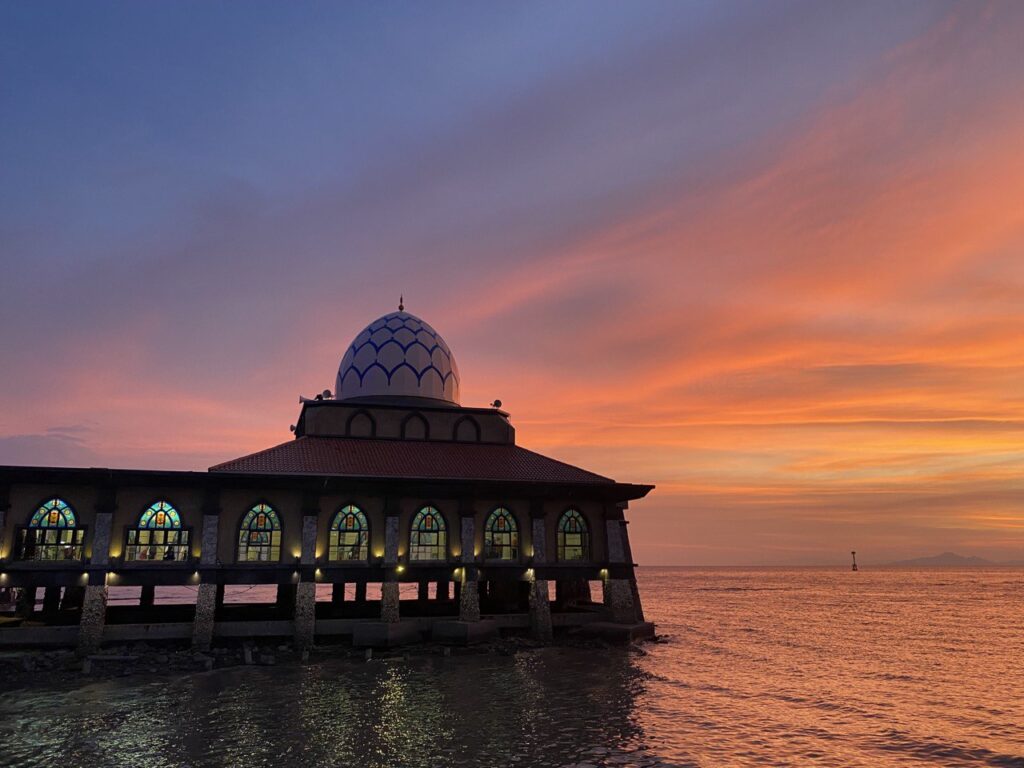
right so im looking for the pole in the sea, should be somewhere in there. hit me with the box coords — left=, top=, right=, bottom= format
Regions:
left=851, top=550, right=858, bottom=571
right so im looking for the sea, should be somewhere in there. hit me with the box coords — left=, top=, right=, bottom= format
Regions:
left=1, top=567, right=1022, bottom=767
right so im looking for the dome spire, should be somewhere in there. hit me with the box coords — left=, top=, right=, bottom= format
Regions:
left=398, top=294, right=404, bottom=311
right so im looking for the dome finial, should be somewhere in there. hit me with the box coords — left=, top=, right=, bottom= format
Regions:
left=398, top=294, right=404, bottom=311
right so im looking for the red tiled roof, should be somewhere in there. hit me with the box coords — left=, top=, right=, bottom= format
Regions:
left=209, top=436, right=614, bottom=484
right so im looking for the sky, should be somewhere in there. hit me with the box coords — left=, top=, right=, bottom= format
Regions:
left=2, top=1, right=1023, bottom=565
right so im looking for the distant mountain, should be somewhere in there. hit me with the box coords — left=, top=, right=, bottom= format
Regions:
left=886, top=552, right=994, bottom=567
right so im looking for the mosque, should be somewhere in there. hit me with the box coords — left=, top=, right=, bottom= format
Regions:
left=0, top=304, right=654, bottom=653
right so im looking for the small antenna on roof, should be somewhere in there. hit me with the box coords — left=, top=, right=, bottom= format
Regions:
left=398, top=294, right=404, bottom=311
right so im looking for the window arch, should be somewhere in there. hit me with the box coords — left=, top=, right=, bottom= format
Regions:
left=125, top=501, right=190, bottom=562
left=557, top=509, right=590, bottom=561
left=16, top=498, right=85, bottom=561
left=346, top=409, right=377, bottom=438
left=409, top=506, right=447, bottom=561
left=401, top=412, right=429, bottom=440
left=452, top=416, right=481, bottom=442
left=329, top=504, right=369, bottom=561
left=483, top=508, right=519, bottom=561
left=237, top=502, right=282, bottom=562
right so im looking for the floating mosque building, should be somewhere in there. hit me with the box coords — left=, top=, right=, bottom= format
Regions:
left=0, top=305, right=653, bottom=653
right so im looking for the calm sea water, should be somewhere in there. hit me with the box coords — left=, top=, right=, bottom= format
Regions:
left=1, top=567, right=1022, bottom=767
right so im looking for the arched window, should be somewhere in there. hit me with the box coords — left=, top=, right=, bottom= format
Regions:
left=483, top=508, right=519, bottom=561
left=16, top=498, right=85, bottom=561
left=409, top=506, right=447, bottom=561
left=125, top=501, right=190, bottom=562
left=453, top=416, right=481, bottom=442
left=237, top=503, right=282, bottom=562
left=557, top=509, right=589, bottom=561
left=329, top=505, right=369, bottom=561
left=401, top=412, right=429, bottom=440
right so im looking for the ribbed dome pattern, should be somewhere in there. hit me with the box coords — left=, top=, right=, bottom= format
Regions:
left=335, top=311, right=460, bottom=404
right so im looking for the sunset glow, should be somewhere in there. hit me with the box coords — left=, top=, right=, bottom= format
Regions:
left=2, top=2, right=1023, bottom=564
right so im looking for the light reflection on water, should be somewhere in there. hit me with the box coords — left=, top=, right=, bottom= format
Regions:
left=2, top=568, right=1022, bottom=767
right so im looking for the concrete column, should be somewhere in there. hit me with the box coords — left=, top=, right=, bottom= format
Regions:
left=90, top=511, right=114, bottom=566
left=381, top=511, right=401, bottom=623
left=603, top=579, right=637, bottom=623
left=295, top=582, right=316, bottom=649
left=459, top=577, right=480, bottom=622
left=354, top=581, right=367, bottom=603
left=384, top=514, right=400, bottom=565
left=381, top=581, right=400, bottom=623
left=192, top=514, right=220, bottom=651
left=528, top=577, right=553, bottom=641
left=417, top=580, right=429, bottom=603
left=531, top=515, right=547, bottom=563
left=460, top=514, right=475, bottom=563
left=192, top=583, right=217, bottom=652
left=332, top=583, right=346, bottom=605
left=529, top=502, right=552, bottom=640
left=294, top=514, right=318, bottom=650
left=605, top=518, right=627, bottom=563
left=458, top=513, right=480, bottom=621
left=603, top=511, right=640, bottom=623
left=78, top=510, right=113, bottom=656
left=140, top=585, right=155, bottom=607
left=435, top=580, right=450, bottom=601
left=78, top=585, right=108, bottom=655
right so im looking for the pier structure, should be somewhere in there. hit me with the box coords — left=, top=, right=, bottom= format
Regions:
left=0, top=308, right=653, bottom=652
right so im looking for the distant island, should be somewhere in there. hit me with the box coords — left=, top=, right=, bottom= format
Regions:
left=885, top=552, right=995, bottom=567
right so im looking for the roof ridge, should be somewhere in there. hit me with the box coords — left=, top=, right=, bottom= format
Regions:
left=209, top=435, right=617, bottom=484
left=208, top=437, right=305, bottom=471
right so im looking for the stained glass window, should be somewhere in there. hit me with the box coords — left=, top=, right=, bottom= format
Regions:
left=237, top=503, right=282, bottom=562
left=483, top=508, right=519, bottom=561
left=138, top=501, right=182, bottom=529
left=329, top=505, right=369, bottom=561
left=557, top=509, right=589, bottom=561
left=126, top=501, right=190, bottom=562
left=17, top=499, right=84, bottom=560
left=409, top=506, right=447, bottom=561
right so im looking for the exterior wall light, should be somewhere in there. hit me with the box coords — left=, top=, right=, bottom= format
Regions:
left=396, top=565, right=405, bottom=574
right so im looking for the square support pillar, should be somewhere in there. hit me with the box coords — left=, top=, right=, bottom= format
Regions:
left=528, top=502, right=552, bottom=641
left=0, top=504, right=7, bottom=560
left=77, top=510, right=113, bottom=656
left=603, top=510, right=641, bottom=624
left=458, top=569, right=480, bottom=622
left=602, top=579, right=638, bottom=624
left=528, top=578, right=553, bottom=641
left=458, top=512, right=480, bottom=622
left=300, top=514, right=317, bottom=565
left=193, top=583, right=217, bottom=652
left=460, top=513, right=475, bottom=564
left=294, top=582, right=316, bottom=650
left=78, top=585, right=108, bottom=656
left=192, top=513, right=220, bottom=651
left=294, top=513, right=319, bottom=650
left=381, top=581, right=400, bottom=623
left=384, top=515, right=399, bottom=565
left=530, top=515, right=547, bottom=564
